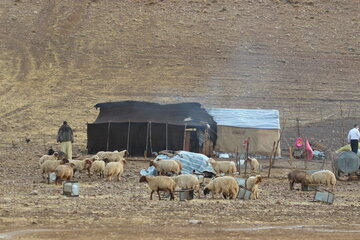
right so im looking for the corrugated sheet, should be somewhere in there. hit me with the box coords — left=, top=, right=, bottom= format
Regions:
left=206, top=108, right=280, bottom=129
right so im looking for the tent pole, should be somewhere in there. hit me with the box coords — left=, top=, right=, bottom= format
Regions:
left=166, top=122, right=168, bottom=150
left=149, top=121, right=153, bottom=154
left=127, top=120, right=131, bottom=151
left=145, top=122, right=149, bottom=158
left=106, top=122, right=111, bottom=151
left=183, top=123, right=187, bottom=150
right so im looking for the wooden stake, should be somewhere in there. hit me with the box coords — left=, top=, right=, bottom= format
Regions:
left=268, top=141, right=276, bottom=178
left=244, top=137, right=250, bottom=178
left=235, top=146, right=239, bottom=174
left=288, top=146, right=294, bottom=168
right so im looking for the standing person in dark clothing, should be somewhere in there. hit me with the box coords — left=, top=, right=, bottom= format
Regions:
left=347, top=124, right=360, bottom=154
left=57, top=121, right=74, bottom=159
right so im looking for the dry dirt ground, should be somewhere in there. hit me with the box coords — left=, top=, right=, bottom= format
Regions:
left=1, top=144, right=360, bottom=239
left=1, top=0, right=360, bottom=239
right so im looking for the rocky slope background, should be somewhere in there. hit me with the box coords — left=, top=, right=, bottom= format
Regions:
left=0, top=0, right=359, bottom=153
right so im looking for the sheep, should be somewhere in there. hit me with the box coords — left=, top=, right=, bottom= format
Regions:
left=288, top=170, right=312, bottom=190
left=96, top=150, right=129, bottom=162
left=172, top=174, right=201, bottom=198
left=203, top=176, right=239, bottom=199
left=55, top=163, right=76, bottom=185
left=310, top=170, right=336, bottom=191
left=90, top=159, right=109, bottom=178
left=40, top=159, right=69, bottom=179
left=104, top=159, right=126, bottom=181
left=208, top=158, right=236, bottom=175
left=246, top=157, right=260, bottom=173
left=139, top=175, right=176, bottom=200
left=149, top=159, right=181, bottom=176
left=69, top=158, right=93, bottom=177
left=175, top=160, right=183, bottom=172
left=245, top=175, right=262, bottom=200
left=39, top=152, right=59, bottom=166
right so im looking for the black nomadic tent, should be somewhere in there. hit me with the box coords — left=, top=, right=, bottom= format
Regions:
left=87, top=101, right=216, bottom=156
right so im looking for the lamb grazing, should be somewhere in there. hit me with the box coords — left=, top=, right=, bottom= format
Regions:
left=149, top=159, right=181, bottom=176
left=203, top=176, right=239, bottom=199
left=104, top=159, right=126, bottom=181
left=245, top=175, right=262, bottom=200
left=69, top=158, right=94, bottom=177
left=172, top=174, right=201, bottom=198
left=39, top=152, right=59, bottom=166
left=40, top=159, right=69, bottom=179
left=96, top=150, right=129, bottom=162
left=246, top=157, right=260, bottom=173
left=208, top=158, right=236, bottom=175
left=288, top=170, right=312, bottom=190
left=139, top=176, right=176, bottom=200
left=310, top=170, right=336, bottom=191
left=90, top=159, right=110, bottom=178
left=55, top=163, right=76, bottom=185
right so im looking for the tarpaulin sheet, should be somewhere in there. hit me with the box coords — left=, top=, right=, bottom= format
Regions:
left=206, top=108, right=280, bottom=130
left=140, top=151, right=216, bottom=176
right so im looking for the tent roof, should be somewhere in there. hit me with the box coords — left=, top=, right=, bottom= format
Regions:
left=206, top=108, right=280, bottom=129
left=92, top=101, right=215, bottom=127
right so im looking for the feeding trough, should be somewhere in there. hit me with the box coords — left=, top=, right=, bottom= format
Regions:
left=334, top=151, right=360, bottom=180
left=313, top=191, right=335, bottom=204
left=163, top=189, right=194, bottom=201
left=63, top=180, right=79, bottom=197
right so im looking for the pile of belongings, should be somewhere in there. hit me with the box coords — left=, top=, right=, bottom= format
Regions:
left=140, top=151, right=216, bottom=176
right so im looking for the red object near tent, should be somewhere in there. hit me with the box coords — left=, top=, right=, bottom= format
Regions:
left=305, top=138, right=313, bottom=160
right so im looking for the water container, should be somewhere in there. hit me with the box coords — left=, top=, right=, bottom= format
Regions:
left=314, top=191, right=335, bottom=204
left=238, top=187, right=252, bottom=200
left=63, top=181, right=79, bottom=197
left=48, top=172, right=56, bottom=184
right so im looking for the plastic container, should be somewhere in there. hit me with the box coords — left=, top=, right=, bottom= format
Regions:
left=63, top=181, right=79, bottom=197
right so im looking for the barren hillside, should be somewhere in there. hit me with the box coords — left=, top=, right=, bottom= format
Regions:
left=1, top=0, right=360, bottom=148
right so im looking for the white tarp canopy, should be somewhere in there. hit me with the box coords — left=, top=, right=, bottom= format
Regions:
left=206, top=108, right=280, bottom=129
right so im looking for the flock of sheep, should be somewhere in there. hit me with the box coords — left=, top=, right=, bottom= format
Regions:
left=38, top=149, right=337, bottom=200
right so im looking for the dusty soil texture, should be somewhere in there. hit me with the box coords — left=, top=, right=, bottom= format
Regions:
left=1, top=146, right=360, bottom=239
left=1, top=0, right=360, bottom=239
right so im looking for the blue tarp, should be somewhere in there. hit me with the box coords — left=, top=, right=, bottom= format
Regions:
left=140, top=151, right=216, bottom=176
left=206, top=108, right=280, bottom=130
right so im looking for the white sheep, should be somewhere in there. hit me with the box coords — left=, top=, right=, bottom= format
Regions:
left=203, top=176, right=239, bottom=199
left=245, top=175, right=262, bottom=200
left=90, top=160, right=108, bottom=178
left=96, top=150, right=129, bottom=162
left=104, top=159, right=126, bottom=181
left=149, top=159, right=181, bottom=175
left=39, top=152, right=59, bottom=166
left=246, top=157, right=260, bottom=173
left=55, top=163, right=76, bottom=185
left=310, top=170, right=336, bottom=191
left=172, top=174, right=201, bottom=198
left=208, top=158, right=236, bottom=175
left=40, top=159, right=69, bottom=179
left=139, top=175, right=176, bottom=200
